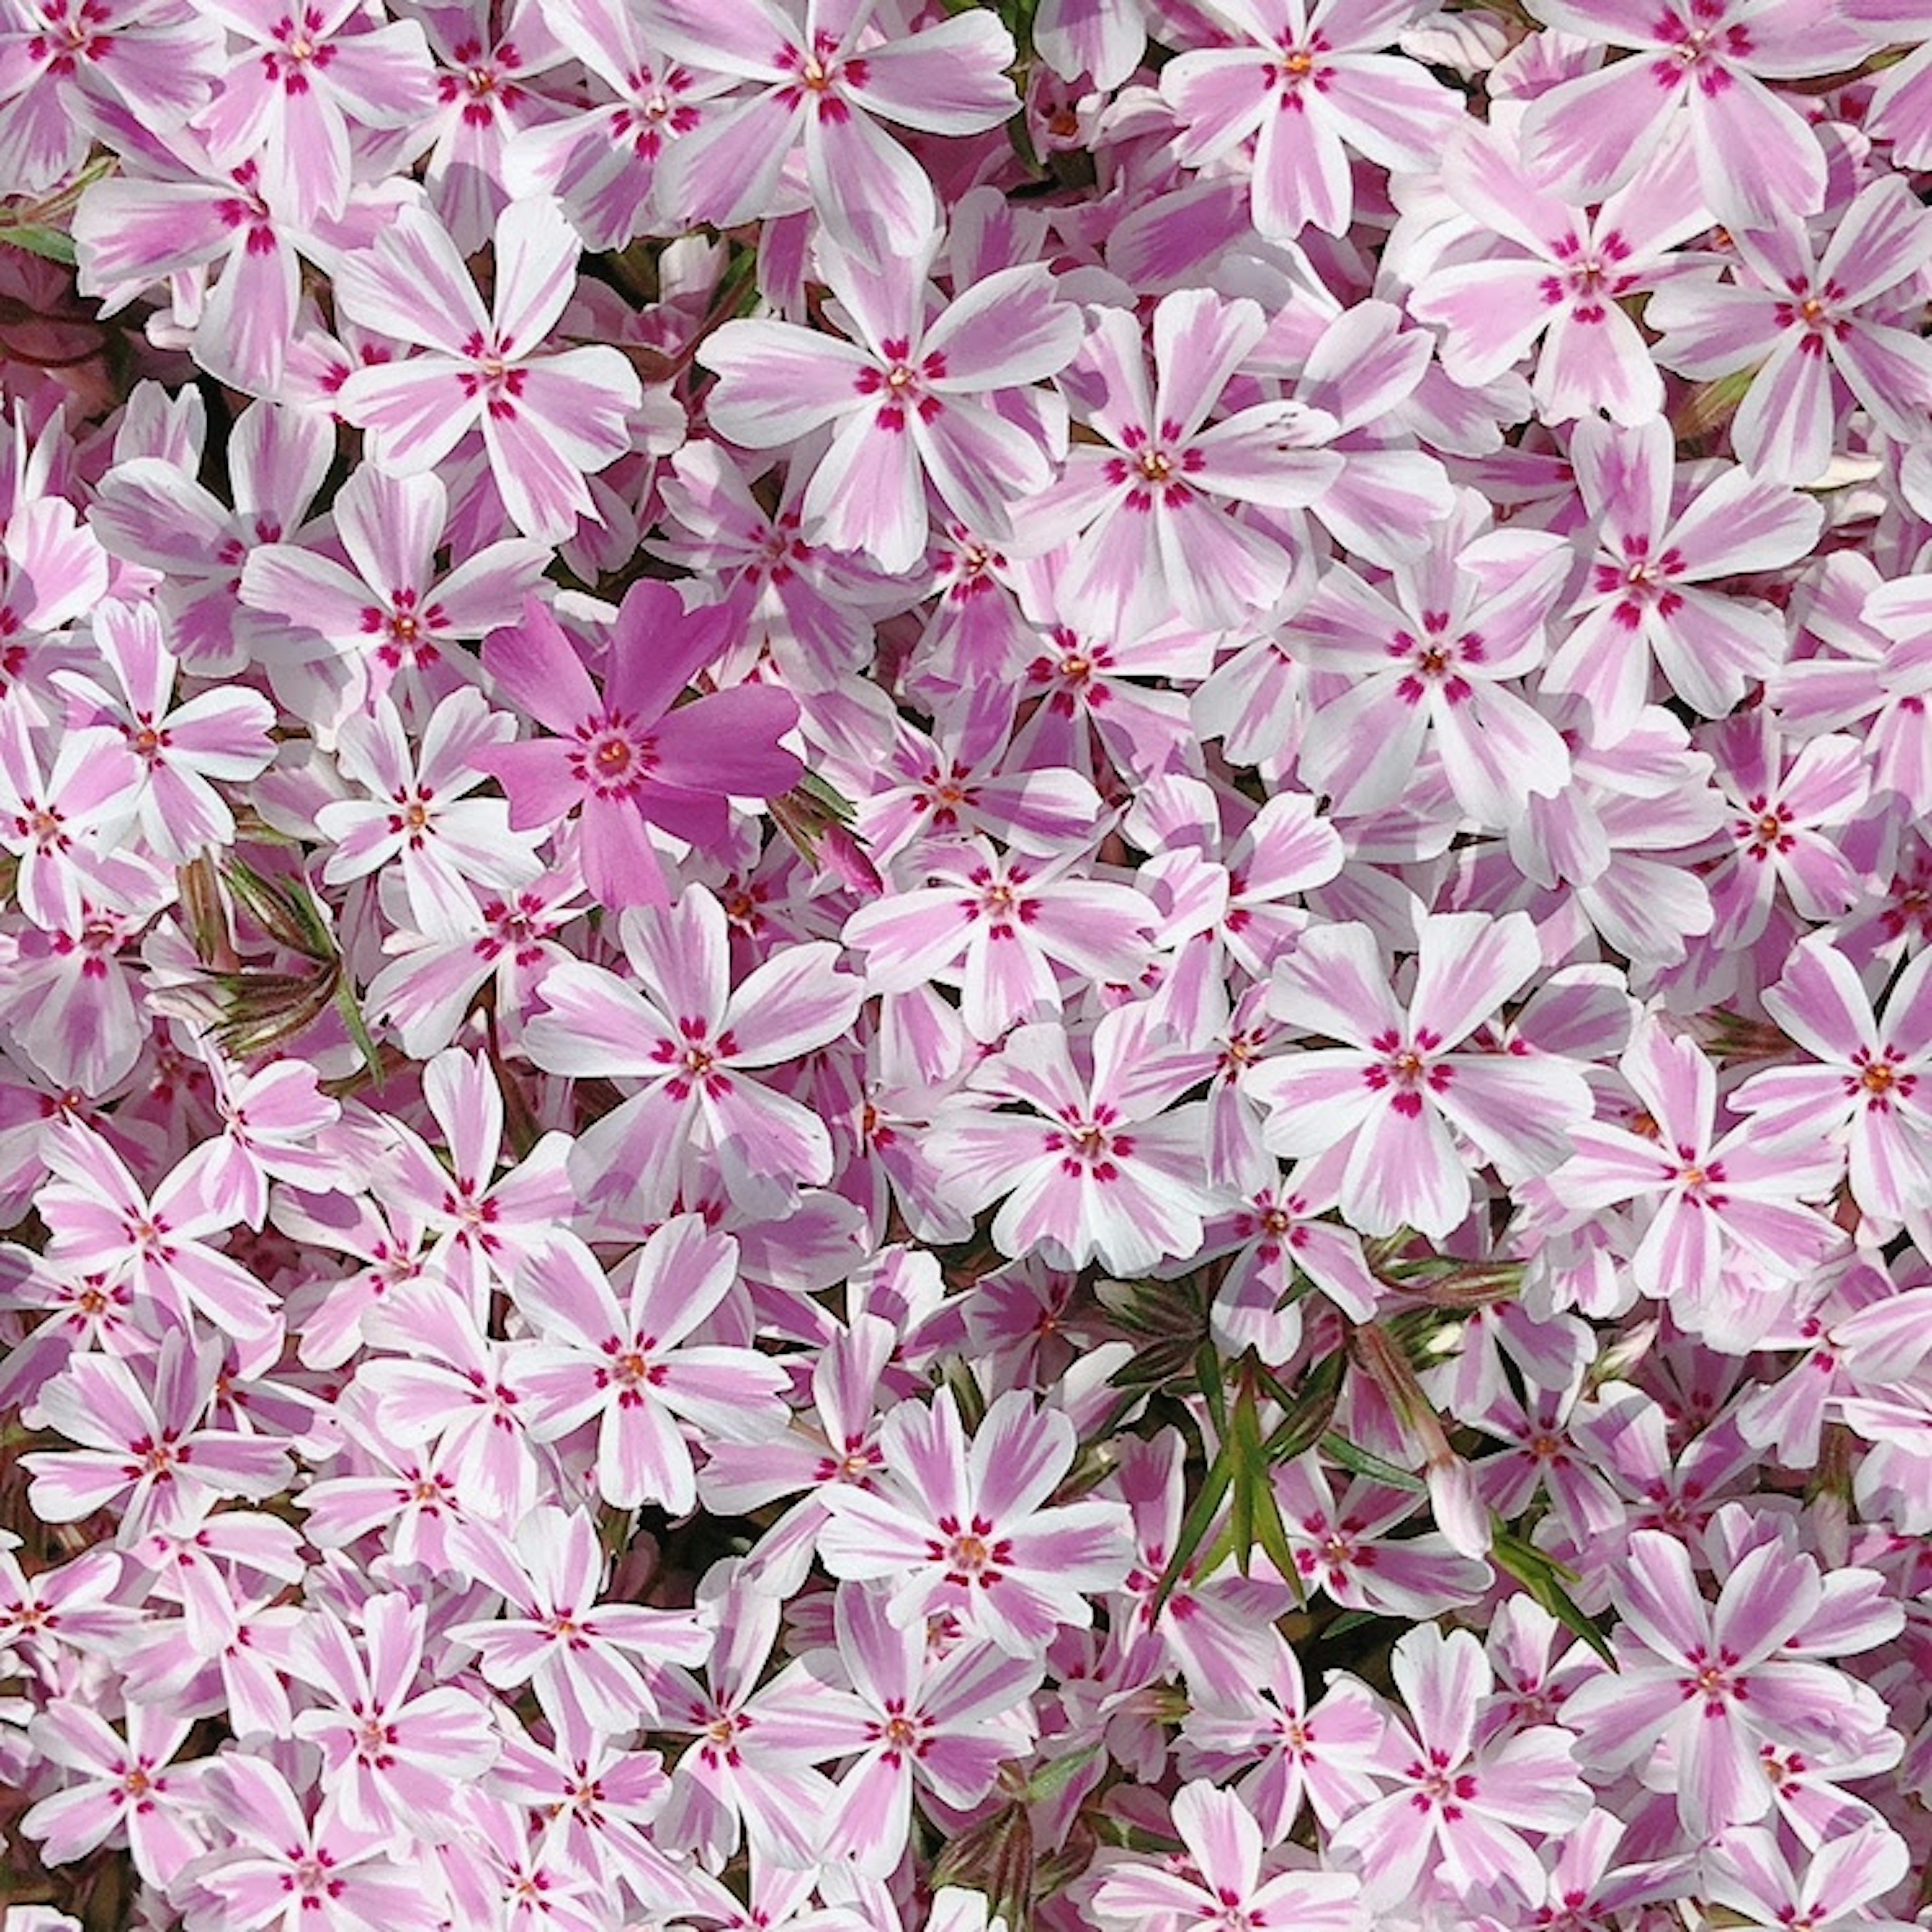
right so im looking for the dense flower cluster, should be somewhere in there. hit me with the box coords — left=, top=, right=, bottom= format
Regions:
left=1, top=0, right=1931, bottom=1928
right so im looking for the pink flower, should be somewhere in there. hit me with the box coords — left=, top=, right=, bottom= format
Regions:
left=0, top=708, right=140, bottom=933
left=1329, top=1625, right=1590, bottom=1906
left=367, top=1044, right=575, bottom=1313
left=817, top=1387, right=1133, bottom=1656
left=508, top=1220, right=790, bottom=1514
left=699, top=237, right=1080, bottom=574
left=1409, top=127, right=1709, bottom=426
left=1296, top=494, right=1572, bottom=827
left=353, top=1289, right=545, bottom=1525
left=39, top=1119, right=281, bottom=1343
left=53, top=598, right=275, bottom=864
left=22, top=1333, right=292, bottom=1542
left=927, top=1007, right=1223, bottom=1275
left=522, top=882, right=860, bottom=1218
left=1091, top=1779, right=1364, bottom=1931
left=1701, top=712, right=1869, bottom=950
left=801, top=1582, right=1043, bottom=1876
left=363, top=863, right=588, bottom=1059
left=91, top=398, right=331, bottom=675
left=645, top=0, right=1019, bottom=261
left=1160, top=0, right=1460, bottom=239
left=1024, top=291, right=1341, bottom=636
left=448, top=1502, right=712, bottom=1734
left=1732, top=936, right=1932, bottom=1220
left=1249, top=912, right=1591, bottom=1239
left=0, top=0, right=222, bottom=193
left=333, top=197, right=641, bottom=542
left=1180, top=1633, right=1387, bottom=1841
left=241, top=464, right=549, bottom=723
left=289, top=1591, right=499, bottom=1835
left=476, top=584, right=801, bottom=909
left=1706, top=1822, right=1914, bottom=1932
left=21, top=1700, right=208, bottom=1889
left=1562, top=1528, right=1901, bottom=1834
left=1647, top=176, right=1932, bottom=484
left=1543, top=417, right=1823, bottom=740
left=194, top=0, right=437, bottom=225
left=197, top=1755, right=445, bottom=1932
left=843, top=836, right=1157, bottom=1044
left=1550, top=1017, right=1845, bottom=1315
left=1518, top=0, right=1865, bottom=226
left=506, top=0, right=725, bottom=252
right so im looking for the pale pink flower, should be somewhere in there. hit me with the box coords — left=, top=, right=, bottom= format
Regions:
left=39, top=1119, right=280, bottom=1342
left=198, top=1755, right=445, bottom=1932
left=646, top=0, right=1019, bottom=262
left=802, top=1583, right=1043, bottom=1876
left=1091, top=1779, right=1364, bottom=1932
left=508, top=1220, right=789, bottom=1514
left=523, top=882, right=860, bottom=1219
left=90, top=399, right=331, bottom=676
left=53, top=598, right=274, bottom=864
left=1550, top=1017, right=1845, bottom=1311
left=0, top=0, right=223, bottom=193
left=652, top=1565, right=843, bottom=1871
left=1271, top=1454, right=1491, bottom=1617
left=289, top=1591, right=500, bottom=1835
left=1023, top=291, right=1340, bottom=636
left=1732, top=936, right=1932, bottom=1220
left=1647, top=176, right=1932, bottom=483
left=353, top=1288, right=546, bottom=1524
left=843, top=837, right=1156, bottom=1044
left=1296, top=494, right=1572, bottom=827
left=368, top=1044, right=575, bottom=1313
left=817, top=1387, right=1134, bottom=1656
left=926, top=1007, right=1223, bottom=1276
left=1180, top=1632, right=1387, bottom=1842
left=447, top=1502, right=712, bottom=1734
left=363, top=863, right=587, bottom=1060
left=241, top=464, right=549, bottom=723
left=506, top=0, right=725, bottom=252
left=700, top=235, right=1079, bottom=575
left=1518, top=0, right=1865, bottom=226
left=1249, top=912, right=1591, bottom=1239
left=1562, top=1528, right=1901, bottom=1834
left=333, top=197, right=641, bottom=542
left=1701, top=712, right=1870, bottom=950
left=22, top=1334, right=292, bottom=1543
left=193, top=1049, right=347, bottom=1228
left=1706, top=1822, right=1915, bottom=1932
left=21, top=1701, right=208, bottom=1889
left=698, top=1312, right=896, bottom=1598
left=1329, top=1625, right=1591, bottom=1906
left=1543, top=417, right=1822, bottom=741
left=0, top=708, right=140, bottom=933
left=1410, top=126, right=1708, bottom=426
left=194, top=0, right=437, bottom=223
left=1160, top=0, right=1460, bottom=239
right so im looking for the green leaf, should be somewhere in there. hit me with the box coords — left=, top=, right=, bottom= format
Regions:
left=1262, top=1349, right=1344, bottom=1464
left=796, top=769, right=857, bottom=824
left=1490, top=1520, right=1616, bottom=1665
left=1017, top=1739, right=1101, bottom=1805
left=331, top=977, right=386, bottom=1087
left=1248, top=1452, right=1306, bottom=1605
left=1194, top=1342, right=1229, bottom=1439
left=1150, top=1437, right=1232, bottom=1616
left=0, top=224, right=76, bottom=265
left=1228, top=1380, right=1259, bottom=1578
left=1319, top=1431, right=1426, bottom=1493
